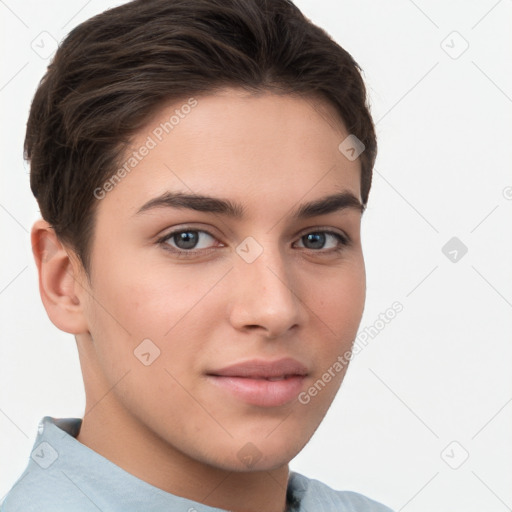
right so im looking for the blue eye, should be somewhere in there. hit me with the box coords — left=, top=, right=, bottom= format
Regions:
left=160, top=229, right=217, bottom=251
left=295, top=231, right=348, bottom=251
left=157, top=227, right=349, bottom=258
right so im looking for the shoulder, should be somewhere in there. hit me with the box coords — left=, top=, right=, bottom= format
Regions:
left=289, top=471, right=395, bottom=512
left=1, top=417, right=100, bottom=512
left=0, top=467, right=102, bottom=512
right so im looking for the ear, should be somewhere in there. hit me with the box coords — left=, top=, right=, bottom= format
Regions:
left=31, top=219, right=90, bottom=335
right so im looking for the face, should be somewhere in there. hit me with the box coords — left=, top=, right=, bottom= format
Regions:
left=77, top=87, right=366, bottom=472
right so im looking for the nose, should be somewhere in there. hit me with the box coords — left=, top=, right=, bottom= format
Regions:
left=228, top=244, right=305, bottom=338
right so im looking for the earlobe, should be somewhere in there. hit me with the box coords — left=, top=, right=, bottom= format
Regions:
left=31, top=219, right=90, bottom=335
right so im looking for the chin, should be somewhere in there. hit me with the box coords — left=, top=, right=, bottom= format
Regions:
left=221, top=452, right=294, bottom=473
left=219, top=435, right=309, bottom=473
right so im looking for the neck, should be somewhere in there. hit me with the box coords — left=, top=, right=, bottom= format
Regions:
left=75, top=360, right=290, bottom=512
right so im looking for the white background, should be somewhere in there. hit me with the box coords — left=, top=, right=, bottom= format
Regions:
left=1, top=1, right=511, bottom=510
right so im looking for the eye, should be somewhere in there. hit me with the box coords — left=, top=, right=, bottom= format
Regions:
left=294, top=231, right=348, bottom=251
left=156, top=227, right=349, bottom=257
left=158, top=229, right=219, bottom=252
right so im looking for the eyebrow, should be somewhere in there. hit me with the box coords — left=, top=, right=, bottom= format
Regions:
left=134, top=190, right=364, bottom=219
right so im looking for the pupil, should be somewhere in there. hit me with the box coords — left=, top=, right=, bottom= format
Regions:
left=175, top=231, right=198, bottom=249
left=304, top=232, right=325, bottom=249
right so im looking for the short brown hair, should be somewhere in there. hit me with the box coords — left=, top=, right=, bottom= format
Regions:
left=26, top=0, right=377, bottom=276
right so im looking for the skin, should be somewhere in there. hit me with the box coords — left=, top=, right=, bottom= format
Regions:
left=31, top=87, right=366, bottom=512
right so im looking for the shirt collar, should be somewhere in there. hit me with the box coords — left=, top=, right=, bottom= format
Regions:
left=35, top=416, right=306, bottom=511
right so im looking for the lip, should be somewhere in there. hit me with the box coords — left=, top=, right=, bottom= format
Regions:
left=206, top=358, right=308, bottom=407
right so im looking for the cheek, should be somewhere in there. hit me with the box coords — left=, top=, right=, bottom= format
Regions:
left=304, top=259, right=366, bottom=335
left=86, top=254, right=228, bottom=368
left=292, top=263, right=365, bottom=423
left=91, top=249, right=199, bottom=323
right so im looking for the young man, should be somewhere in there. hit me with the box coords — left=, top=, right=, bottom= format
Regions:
left=1, top=0, right=394, bottom=510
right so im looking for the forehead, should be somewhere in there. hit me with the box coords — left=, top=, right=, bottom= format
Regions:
left=97, top=88, right=362, bottom=218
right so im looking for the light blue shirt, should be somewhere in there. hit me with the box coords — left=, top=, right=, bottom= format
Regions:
left=1, top=416, right=394, bottom=511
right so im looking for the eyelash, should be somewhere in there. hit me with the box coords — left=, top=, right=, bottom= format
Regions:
left=156, top=227, right=350, bottom=258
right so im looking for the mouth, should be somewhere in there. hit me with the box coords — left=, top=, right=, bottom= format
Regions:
left=206, top=358, right=308, bottom=407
